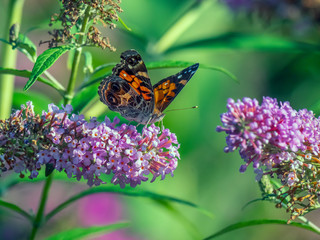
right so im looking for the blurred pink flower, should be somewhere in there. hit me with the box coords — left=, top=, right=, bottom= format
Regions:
left=78, top=194, right=143, bottom=240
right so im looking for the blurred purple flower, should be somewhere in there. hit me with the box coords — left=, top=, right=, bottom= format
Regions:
left=0, top=102, right=180, bottom=188
left=221, top=0, right=320, bottom=33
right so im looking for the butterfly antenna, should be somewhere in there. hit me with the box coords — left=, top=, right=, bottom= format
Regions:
left=165, top=106, right=198, bottom=113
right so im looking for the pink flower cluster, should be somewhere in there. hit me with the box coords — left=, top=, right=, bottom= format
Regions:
left=0, top=102, right=180, bottom=188
left=217, top=97, right=320, bottom=219
left=217, top=97, right=320, bottom=178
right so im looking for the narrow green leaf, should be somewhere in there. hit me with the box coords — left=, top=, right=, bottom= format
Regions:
left=24, top=45, right=75, bottom=91
left=45, top=186, right=210, bottom=222
left=92, top=63, right=116, bottom=75
left=0, top=200, right=33, bottom=222
left=154, top=200, right=203, bottom=239
left=204, top=219, right=320, bottom=240
left=0, top=38, right=10, bottom=45
left=0, top=33, right=37, bottom=62
left=152, top=1, right=212, bottom=54
left=118, top=16, right=132, bottom=31
left=146, top=60, right=237, bottom=82
left=0, top=67, right=65, bottom=93
left=45, top=222, right=129, bottom=240
left=80, top=60, right=236, bottom=91
left=168, top=33, right=320, bottom=52
left=15, top=33, right=37, bottom=62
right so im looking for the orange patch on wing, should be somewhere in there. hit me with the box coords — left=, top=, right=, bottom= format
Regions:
left=119, top=70, right=141, bottom=95
left=119, top=70, right=152, bottom=101
left=142, top=93, right=152, bottom=101
left=140, top=86, right=149, bottom=92
left=132, top=81, right=139, bottom=89
left=178, top=80, right=187, bottom=85
left=154, top=88, right=164, bottom=101
left=119, top=70, right=133, bottom=82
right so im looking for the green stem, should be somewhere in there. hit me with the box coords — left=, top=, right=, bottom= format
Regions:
left=298, top=216, right=320, bottom=233
left=29, top=174, right=54, bottom=240
left=0, top=0, right=25, bottom=119
left=64, top=5, right=92, bottom=105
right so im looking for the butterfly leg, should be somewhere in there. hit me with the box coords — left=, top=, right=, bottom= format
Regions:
left=142, top=117, right=152, bottom=137
left=158, top=119, right=165, bottom=131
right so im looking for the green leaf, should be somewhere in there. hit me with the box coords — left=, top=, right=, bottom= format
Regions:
left=0, top=67, right=65, bottom=93
left=92, top=63, right=116, bottom=76
left=12, top=91, right=52, bottom=113
left=0, top=200, right=33, bottom=222
left=15, top=33, right=37, bottom=62
left=79, top=60, right=237, bottom=92
left=168, top=33, right=320, bottom=53
left=71, top=82, right=100, bottom=113
left=154, top=200, right=203, bottom=239
left=45, top=186, right=210, bottom=222
left=203, top=219, right=320, bottom=239
left=45, top=222, right=130, bottom=240
left=146, top=60, right=237, bottom=82
left=24, top=45, right=75, bottom=91
left=152, top=1, right=212, bottom=54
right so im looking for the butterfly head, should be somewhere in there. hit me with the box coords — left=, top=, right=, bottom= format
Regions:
left=120, top=49, right=144, bottom=69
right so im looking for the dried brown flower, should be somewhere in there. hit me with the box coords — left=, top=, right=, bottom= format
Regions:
left=41, top=0, right=122, bottom=50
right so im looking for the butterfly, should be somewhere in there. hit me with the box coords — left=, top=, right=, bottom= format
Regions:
left=98, top=49, right=199, bottom=124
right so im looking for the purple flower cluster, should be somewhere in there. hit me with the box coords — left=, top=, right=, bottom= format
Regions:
left=0, top=102, right=180, bottom=188
left=217, top=97, right=320, bottom=174
left=221, top=0, right=320, bottom=32
left=217, top=97, right=320, bottom=219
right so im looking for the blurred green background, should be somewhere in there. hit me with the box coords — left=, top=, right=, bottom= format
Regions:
left=1, top=0, right=320, bottom=239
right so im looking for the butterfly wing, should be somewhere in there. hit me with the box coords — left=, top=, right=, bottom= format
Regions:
left=98, top=75, right=154, bottom=123
left=98, top=49, right=155, bottom=124
left=153, top=63, right=199, bottom=113
left=112, top=49, right=154, bottom=103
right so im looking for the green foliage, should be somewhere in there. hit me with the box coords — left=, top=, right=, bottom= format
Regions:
left=24, top=45, right=75, bottom=91
left=2, top=0, right=320, bottom=240
left=45, top=223, right=130, bottom=240
left=204, top=219, right=320, bottom=239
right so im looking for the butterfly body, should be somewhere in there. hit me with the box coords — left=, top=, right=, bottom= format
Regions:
left=98, top=49, right=198, bottom=124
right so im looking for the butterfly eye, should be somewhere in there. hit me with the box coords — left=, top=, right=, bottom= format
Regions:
left=111, top=82, right=121, bottom=92
left=107, top=93, right=118, bottom=105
